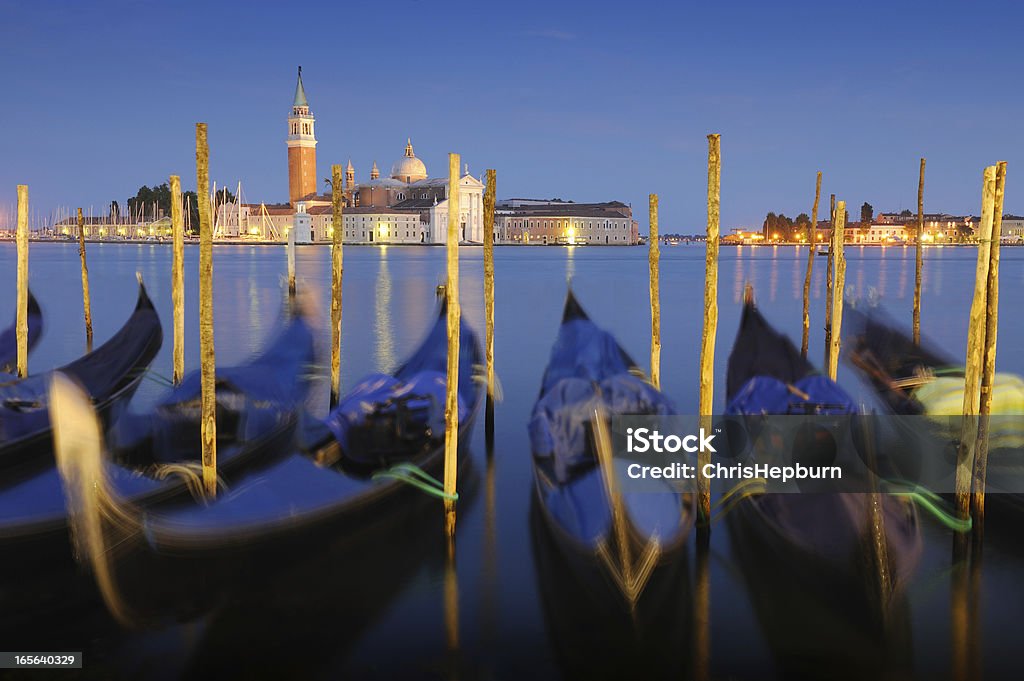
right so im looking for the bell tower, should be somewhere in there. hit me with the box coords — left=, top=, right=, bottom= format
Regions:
left=287, top=66, right=317, bottom=206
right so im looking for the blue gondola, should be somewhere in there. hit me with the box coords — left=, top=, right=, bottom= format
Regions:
left=729, top=284, right=921, bottom=593
left=47, top=293, right=481, bottom=629
left=529, top=291, right=692, bottom=580
left=0, top=301, right=314, bottom=561
left=0, top=283, right=161, bottom=477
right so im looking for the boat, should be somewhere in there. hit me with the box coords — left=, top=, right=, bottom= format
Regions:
left=724, top=287, right=922, bottom=652
left=0, top=302, right=315, bottom=567
left=530, top=497, right=693, bottom=680
left=0, top=281, right=162, bottom=477
left=528, top=290, right=692, bottom=603
left=846, top=302, right=1024, bottom=518
left=0, top=290, right=43, bottom=375
left=54, top=293, right=482, bottom=623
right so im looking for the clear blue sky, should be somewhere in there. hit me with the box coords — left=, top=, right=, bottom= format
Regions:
left=1, top=0, right=1021, bottom=232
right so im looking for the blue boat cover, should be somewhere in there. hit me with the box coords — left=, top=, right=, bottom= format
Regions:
left=530, top=313, right=676, bottom=484
left=530, top=294, right=687, bottom=550
left=727, top=375, right=856, bottom=416
left=117, top=314, right=315, bottom=461
left=323, top=306, right=481, bottom=467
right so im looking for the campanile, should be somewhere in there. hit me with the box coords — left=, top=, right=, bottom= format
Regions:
left=287, top=66, right=317, bottom=206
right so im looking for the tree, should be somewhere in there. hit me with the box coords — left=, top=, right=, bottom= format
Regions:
left=861, top=202, right=874, bottom=224
left=127, top=183, right=234, bottom=234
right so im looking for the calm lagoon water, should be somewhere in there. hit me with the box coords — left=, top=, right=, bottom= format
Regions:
left=1, top=242, right=1022, bottom=679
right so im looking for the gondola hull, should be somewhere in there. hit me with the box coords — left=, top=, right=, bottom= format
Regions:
left=0, top=283, right=162, bottom=478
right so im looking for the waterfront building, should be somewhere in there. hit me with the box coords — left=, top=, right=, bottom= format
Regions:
left=215, top=69, right=484, bottom=244
left=495, top=199, right=638, bottom=245
left=1001, top=215, right=1024, bottom=241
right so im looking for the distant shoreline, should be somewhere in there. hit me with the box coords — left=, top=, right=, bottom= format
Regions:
left=0, top=237, right=1016, bottom=248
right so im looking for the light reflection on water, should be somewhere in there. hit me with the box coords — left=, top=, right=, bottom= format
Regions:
left=0, top=242, right=1022, bottom=680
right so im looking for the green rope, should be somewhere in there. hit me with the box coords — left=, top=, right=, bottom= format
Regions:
left=372, top=462, right=458, bottom=501
left=140, top=369, right=173, bottom=387
left=883, top=481, right=972, bottom=532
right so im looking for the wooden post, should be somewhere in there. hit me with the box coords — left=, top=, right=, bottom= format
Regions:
left=484, top=169, right=497, bottom=445
left=698, top=134, right=721, bottom=525
left=444, top=153, right=462, bottom=524
left=913, top=158, right=926, bottom=345
left=287, top=216, right=296, bottom=297
left=196, top=123, right=217, bottom=498
left=77, top=208, right=93, bottom=352
left=827, top=201, right=846, bottom=381
left=648, top=194, right=661, bottom=389
left=801, top=172, right=822, bottom=358
left=972, top=160, right=1006, bottom=531
left=824, top=194, right=835, bottom=369
left=330, top=163, right=344, bottom=408
left=954, top=165, right=996, bottom=525
left=170, top=175, right=185, bottom=385
left=15, top=185, right=28, bottom=377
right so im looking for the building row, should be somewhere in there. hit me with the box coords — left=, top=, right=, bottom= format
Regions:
left=209, top=68, right=637, bottom=246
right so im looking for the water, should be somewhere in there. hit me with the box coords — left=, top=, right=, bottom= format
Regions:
left=1, top=242, right=1022, bottom=679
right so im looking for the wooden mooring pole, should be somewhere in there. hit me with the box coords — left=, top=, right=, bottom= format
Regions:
left=444, top=152, right=462, bottom=528
left=196, top=123, right=217, bottom=498
left=484, top=169, right=497, bottom=445
left=698, top=134, right=721, bottom=527
left=648, top=194, right=662, bottom=389
left=287, top=218, right=297, bottom=298
left=801, top=172, right=822, bottom=358
left=77, top=208, right=93, bottom=352
left=913, top=158, right=926, bottom=345
left=16, top=185, right=28, bottom=377
left=330, top=163, right=344, bottom=408
left=954, top=166, right=996, bottom=534
left=170, top=175, right=185, bottom=385
left=826, top=201, right=846, bottom=381
left=972, top=160, right=1006, bottom=534
left=824, top=193, right=835, bottom=369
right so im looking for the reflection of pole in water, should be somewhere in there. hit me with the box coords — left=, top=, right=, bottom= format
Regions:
left=566, top=244, right=576, bottom=280
left=444, top=527, right=460, bottom=680
left=878, top=251, right=888, bottom=297
left=733, top=245, right=745, bottom=304
left=792, top=246, right=801, bottom=301
left=950, top=552, right=983, bottom=681
left=768, top=246, right=779, bottom=303
left=694, top=534, right=710, bottom=681
left=898, top=247, right=909, bottom=299
left=480, top=451, right=498, bottom=667
left=374, top=247, right=395, bottom=373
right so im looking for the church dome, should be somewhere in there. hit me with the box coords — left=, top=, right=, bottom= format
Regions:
left=391, top=138, right=428, bottom=182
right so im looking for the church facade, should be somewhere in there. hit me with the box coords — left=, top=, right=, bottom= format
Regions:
left=218, top=68, right=485, bottom=245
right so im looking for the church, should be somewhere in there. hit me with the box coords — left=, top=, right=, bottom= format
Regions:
left=218, top=68, right=484, bottom=245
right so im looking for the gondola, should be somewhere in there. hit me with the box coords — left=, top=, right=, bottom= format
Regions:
left=530, top=497, right=693, bottom=680
left=0, top=282, right=161, bottom=477
left=0, top=290, right=43, bottom=375
left=55, top=293, right=482, bottom=624
left=0, top=302, right=315, bottom=565
left=528, top=291, right=692, bottom=600
left=724, top=287, right=922, bottom=674
left=846, top=302, right=1024, bottom=518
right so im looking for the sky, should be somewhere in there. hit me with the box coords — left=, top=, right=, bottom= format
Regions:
left=1, top=0, right=1022, bottom=233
